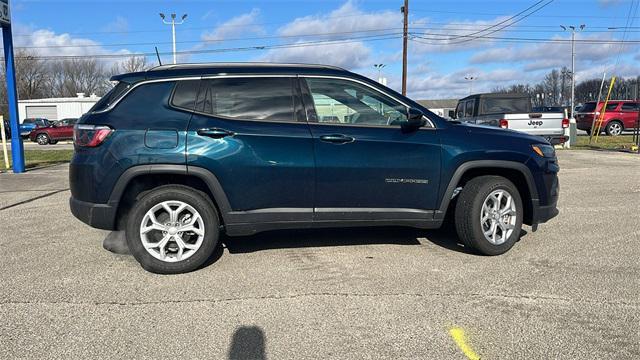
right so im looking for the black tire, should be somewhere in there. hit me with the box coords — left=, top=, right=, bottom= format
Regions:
left=125, top=185, right=220, bottom=274
left=605, top=121, right=623, bottom=136
left=585, top=129, right=591, bottom=136
left=454, top=176, right=523, bottom=255
left=49, top=140, right=58, bottom=145
left=35, top=133, right=50, bottom=145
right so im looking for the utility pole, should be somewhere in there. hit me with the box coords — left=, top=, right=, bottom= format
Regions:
left=160, top=13, right=188, bottom=64
left=464, top=75, right=476, bottom=95
left=401, top=0, right=408, bottom=96
left=561, top=24, right=585, bottom=118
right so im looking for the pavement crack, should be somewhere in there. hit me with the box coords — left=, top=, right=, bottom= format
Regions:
left=1, top=291, right=638, bottom=308
left=0, top=188, right=69, bottom=211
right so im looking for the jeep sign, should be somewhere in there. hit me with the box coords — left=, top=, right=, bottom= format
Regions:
left=0, top=0, right=9, bottom=26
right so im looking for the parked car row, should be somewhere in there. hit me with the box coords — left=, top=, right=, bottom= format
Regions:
left=576, top=100, right=639, bottom=136
left=4, top=117, right=77, bottom=144
left=454, top=93, right=568, bottom=144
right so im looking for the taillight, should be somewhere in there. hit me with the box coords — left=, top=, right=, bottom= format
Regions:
left=499, top=119, right=509, bottom=129
left=74, top=124, right=113, bottom=147
left=562, top=118, right=569, bottom=128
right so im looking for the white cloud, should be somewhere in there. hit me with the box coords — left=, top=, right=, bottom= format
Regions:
left=258, top=1, right=401, bottom=70
left=14, top=26, right=130, bottom=58
left=260, top=41, right=372, bottom=69
left=102, top=16, right=129, bottom=33
left=409, top=17, right=510, bottom=54
left=277, top=0, right=401, bottom=38
left=201, top=9, right=264, bottom=42
left=598, top=0, right=624, bottom=7
left=403, top=67, right=530, bottom=99
left=470, top=33, right=639, bottom=74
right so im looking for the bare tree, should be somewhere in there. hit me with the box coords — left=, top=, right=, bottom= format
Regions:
left=48, top=58, right=110, bottom=97
left=10, top=49, right=50, bottom=99
left=120, top=56, right=149, bottom=73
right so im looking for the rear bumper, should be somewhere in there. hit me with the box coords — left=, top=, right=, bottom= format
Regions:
left=545, top=135, right=567, bottom=145
left=69, top=197, right=118, bottom=230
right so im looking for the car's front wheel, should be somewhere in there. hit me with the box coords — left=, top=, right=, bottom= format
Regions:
left=454, top=176, right=523, bottom=255
left=36, top=133, right=50, bottom=145
left=125, top=185, right=220, bottom=274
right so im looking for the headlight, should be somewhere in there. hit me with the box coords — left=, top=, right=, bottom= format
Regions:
left=532, top=144, right=555, bottom=158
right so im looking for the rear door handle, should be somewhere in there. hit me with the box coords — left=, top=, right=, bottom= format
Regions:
left=197, top=128, right=235, bottom=139
left=319, top=134, right=355, bottom=144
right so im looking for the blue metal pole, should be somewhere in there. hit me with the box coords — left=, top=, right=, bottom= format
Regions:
left=2, top=24, right=24, bottom=173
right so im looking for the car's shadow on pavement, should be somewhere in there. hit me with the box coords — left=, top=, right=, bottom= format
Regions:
left=220, top=226, right=471, bottom=255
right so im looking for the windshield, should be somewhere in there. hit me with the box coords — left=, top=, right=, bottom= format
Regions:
left=481, top=97, right=531, bottom=114
left=89, top=81, right=132, bottom=112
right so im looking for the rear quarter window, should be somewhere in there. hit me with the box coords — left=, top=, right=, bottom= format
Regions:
left=107, top=81, right=191, bottom=130
left=171, top=80, right=200, bottom=111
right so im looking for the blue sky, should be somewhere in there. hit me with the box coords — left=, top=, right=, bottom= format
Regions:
left=7, top=0, right=640, bottom=99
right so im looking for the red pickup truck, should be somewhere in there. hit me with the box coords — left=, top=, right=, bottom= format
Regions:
left=29, top=118, right=77, bottom=145
left=576, top=100, right=639, bottom=136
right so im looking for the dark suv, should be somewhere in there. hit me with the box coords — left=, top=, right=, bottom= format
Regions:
left=70, top=63, right=559, bottom=274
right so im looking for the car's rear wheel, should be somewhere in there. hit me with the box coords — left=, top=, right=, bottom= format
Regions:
left=454, top=176, right=523, bottom=255
left=605, top=121, right=623, bottom=136
left=36, top=133, right=50, bottom=145
left=125, top=185, right=220, bottom=274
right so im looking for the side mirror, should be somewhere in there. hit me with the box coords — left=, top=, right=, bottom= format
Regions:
left=402, top=108, right=427, bottom=131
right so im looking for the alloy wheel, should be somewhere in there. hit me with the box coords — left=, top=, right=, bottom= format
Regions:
left=139, top=200, right=205, bottom=262
left=480, top=189, right=517, bottom=245
left=608, top=122, right=622, bottom=136
left=36, top=134, right=48, bottom=145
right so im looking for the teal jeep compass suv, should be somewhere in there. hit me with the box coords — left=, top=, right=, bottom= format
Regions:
left=70, top=63, right=559, bottom=274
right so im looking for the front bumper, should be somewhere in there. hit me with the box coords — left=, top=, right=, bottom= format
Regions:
left=531, top=172, right=559, bottom=227
left=69, top=197, right=118, bottom=230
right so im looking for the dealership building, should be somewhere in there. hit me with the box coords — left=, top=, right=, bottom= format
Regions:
left=17, top=93, right=100, bottom=122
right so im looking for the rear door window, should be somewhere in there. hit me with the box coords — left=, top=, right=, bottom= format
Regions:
left=455, top=102, right=465, bottom=118
left=464, top=100, right=474, bottom=117
left=195, top=77, right=296, bottom=122
left=605, top=103, right=619, bottom=111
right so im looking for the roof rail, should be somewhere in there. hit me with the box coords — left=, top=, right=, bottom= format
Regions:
left=147, top=62, right=346, bottom=72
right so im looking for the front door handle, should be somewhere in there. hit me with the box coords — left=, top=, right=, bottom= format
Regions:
left=197, top=128, right=235, bottom=139
left=319, top=134, right=355, bottom=144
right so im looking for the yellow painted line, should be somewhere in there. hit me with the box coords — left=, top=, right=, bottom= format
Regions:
left=449, top=327, right=481, bottom=360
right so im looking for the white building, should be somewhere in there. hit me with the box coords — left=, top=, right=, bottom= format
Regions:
left=18, top=93, right=100, bottom=123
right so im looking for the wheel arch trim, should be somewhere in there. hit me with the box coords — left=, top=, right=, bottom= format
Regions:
left=108, top=164, right=233, bottom=223
left=435, top=160, right=539, bottom=219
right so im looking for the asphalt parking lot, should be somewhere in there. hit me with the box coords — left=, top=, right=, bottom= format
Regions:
left=1, top=150, right=639, bottom=359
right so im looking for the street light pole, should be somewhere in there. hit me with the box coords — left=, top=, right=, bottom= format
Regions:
left=464, top=75, right=476, bottom=95
left=374, top=64, right=386, bottom=84
left=561, top=24, right=585, bottom=118
left=160, top=13, right=187, bottom=64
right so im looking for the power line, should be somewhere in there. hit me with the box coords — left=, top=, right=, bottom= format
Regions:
left=14, top=25, right=640, bottom=52
left=411, top=9, right=640, bottom=20
left=445, top=0, right=555, bottom=44
left=12, top=28, right=404, bottom=50
left=9, top=34, right=402, bottom=61
left=410, top=33, right=640, bottom=44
